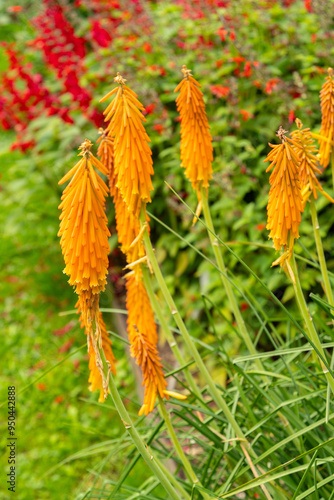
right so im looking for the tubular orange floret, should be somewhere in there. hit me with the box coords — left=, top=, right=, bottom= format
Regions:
left=76, top=292, right=116, bottom=403
left=319, top=68, right=334, bottom=168
left=126, top=268, right=168, bottom=416
left=265, top=126, right=304, bottom=265
left=58, top=139, right=111, bottom=295
left=174, top=65, right=213, bottom=201
left=291, top=119, right=334, bottom=207
left=100, top=73, right=154, bottom=215
left=97, top=128, right=116, bottom=197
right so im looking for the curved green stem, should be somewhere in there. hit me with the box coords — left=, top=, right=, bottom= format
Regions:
left=158, top=397, right=211, bottom=500
left=309, top=195, right=334, bottom=307
left=139, top=209, right=253, bottom=454
left=200, top=187, right=265, bottom=375
left=289, top=253, right=334, bottom=394
left=142, top=265, right=204, bottom=404
left=100, top=353, right=185, bottom=500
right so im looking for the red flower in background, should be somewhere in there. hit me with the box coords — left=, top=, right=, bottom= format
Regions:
left=265, top=78, right=280, bottom=94
left=288, top=110, right=295, bottom=123
left=210, top=85, right=230, bottom=98
left=240, top=109, right=253, bottom=121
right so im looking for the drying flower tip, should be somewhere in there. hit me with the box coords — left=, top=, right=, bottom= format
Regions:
left=114, top=72, right=127, bottom=85
left=181, top=64, right=192, bottom=79
left=79, top=138, right=93, bottom=156
left=276, top=126, right=288, bottom=141
left=163, top=390, right=187, bottom=401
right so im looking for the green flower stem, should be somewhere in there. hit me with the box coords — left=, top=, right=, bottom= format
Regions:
left=158, top=397, right=211, bottom=500
left=154, top=456, right=191, bottom=500
left=289, top=253, right=334, bottom=394
left=142, top=265, right=204, bottom=403
left=309, top=195, right=334, bottom=307
left=139, top=209, right=252, bottom=454
left=99, top=350, right=184, bottom=500
left=200, top=187, right=265, bottom=375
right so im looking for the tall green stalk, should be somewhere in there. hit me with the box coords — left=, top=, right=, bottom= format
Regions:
left=139, top=209, right=253, bottom=453
left=158, top=397, right=211, bottom=500
left=309, top=196, right=334, bottom=307
left=200, top=187, right=265, bottom=375
left=142, top=265, right=204, bottom=403
left=104, top=369, right=186, bottom=500
left=289, top=253, right=334, bottom=394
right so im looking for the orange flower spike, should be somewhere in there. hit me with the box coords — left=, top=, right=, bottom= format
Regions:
left=126, top=269, right=168, bottom=416
left=174, top=65, right=213, bottom=197
left=58, top=139, right=111, bottom=294
left=319, top=68, right=334, bottom=168
left=100, top=73, right=154, bottom=215
left=265, top=126, right=304, bottom=260
left=97, top=128, right=116, bottom=197
left=290, top=118, right=334, bottom=206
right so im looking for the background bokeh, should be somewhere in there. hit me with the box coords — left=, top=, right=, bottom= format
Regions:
left=1, top=1, right=334, bottom=498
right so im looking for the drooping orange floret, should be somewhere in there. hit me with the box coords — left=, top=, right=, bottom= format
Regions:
left=58, top=139, right=111, bottom=295
left=100, top=73, right=154, bottom=215
left=291, top=119, right=334, bottom=207
left=265, top=127, right=303, bottom=262
left=126, top=269, right=168, bottom=416
left=76, top=291, right=116, bottom=403
left=319, top=68, right=334, bottom=168
left=97, top=128, right=116, bottom=197
left=174, top=65, right=213, bottom=199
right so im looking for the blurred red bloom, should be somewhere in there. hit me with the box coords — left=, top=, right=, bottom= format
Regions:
left=153, top=124, right=163, bottom=134
left=240, top=109, right=252, bottom=121
left=210, top=84, right=230, bottom=98
left=144, top=103, right=155, bottom=115
left=288, top=110, right=295, bottom=123
left=217, top=27, right=227, bottom=42
left=8, top=5, right=22, bottom=12
left=37, top=383, right=47, bottom=391
left=58, top=338, right=74, bottom=353
left=143, top=41, right=152, bottom=53
left=265, top=78, right=280, bottom=94
left=54, top=395, right=64, bottom=404
left=256, top=223, right=265, bottom=231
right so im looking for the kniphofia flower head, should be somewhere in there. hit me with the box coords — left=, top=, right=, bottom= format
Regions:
left=290, top=118, right=334, bottom=207
left=100, top=73, right=154, bottom=215
left=174, top=65, right=213, bottom=205
left=319, top=68, right=334, bottom=168
left=126, top=268, right=168, bottom=416
left=265, top=126, right=303, bottom=266
left=58, top=139, right=110, bottom=295
left=96, top=128, right=115, bottom=197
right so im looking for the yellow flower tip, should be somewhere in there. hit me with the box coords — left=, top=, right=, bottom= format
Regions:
left=181, top=64, right=192, bottom=78
left=163, top=390, right=187, bottom=401
left=328, top=67, right=333, bottom=76
left=78, top=139, right=93, bottom=157
left=138, top=404, right=147, bottom=416
left=295, top=118, right=303, bottom=130
left=114, top=72, right=126, bottom=84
